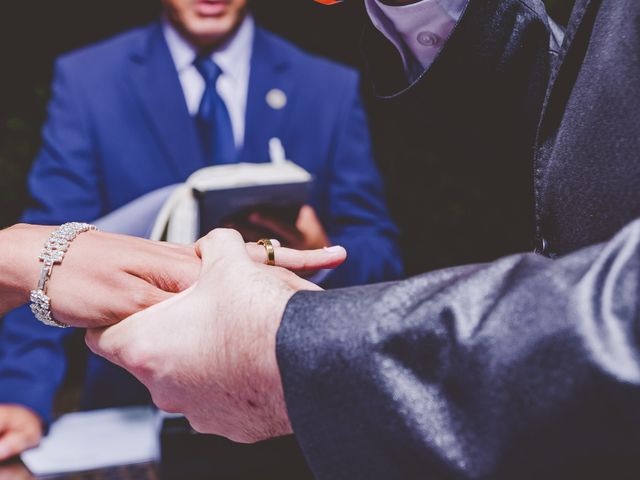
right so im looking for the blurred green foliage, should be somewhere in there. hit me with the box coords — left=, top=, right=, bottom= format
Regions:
left=0, top=0, right=576, bottom=229
left=0, top=88, right=49, bottom=227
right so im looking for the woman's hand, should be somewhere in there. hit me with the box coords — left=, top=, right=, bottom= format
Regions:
left=0, top=224, right=201, bottom=326
left=0, top=224, right=347, bottom=328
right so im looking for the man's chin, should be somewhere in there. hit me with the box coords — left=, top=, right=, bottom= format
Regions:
left=187, top=20, right=236, bottom=47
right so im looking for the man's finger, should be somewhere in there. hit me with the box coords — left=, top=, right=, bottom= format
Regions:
left=0, top=431, right=39, bottom=461
left=125, top=241, right=200, bottom=294
left=85, top=328, right=110, bottom=362
left=86, top=287, right=191, bottom=365
left=247, top=243, right=347, bottom=271
left=85, top=325, right=127, bottom=368
left=196, top=229, right=252, bottom=268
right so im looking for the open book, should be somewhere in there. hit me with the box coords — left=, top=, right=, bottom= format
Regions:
left=150, top=139, right=313, bottom=244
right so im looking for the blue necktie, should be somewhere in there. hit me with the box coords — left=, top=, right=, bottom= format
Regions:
left=194, top=56, right=237, bottom=165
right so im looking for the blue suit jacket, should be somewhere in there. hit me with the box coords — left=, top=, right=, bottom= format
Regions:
left=0, top=23, right=402, bottom=424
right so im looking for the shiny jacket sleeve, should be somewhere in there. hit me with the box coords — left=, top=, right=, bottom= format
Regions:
left=277, top=218, right=640, bottom=479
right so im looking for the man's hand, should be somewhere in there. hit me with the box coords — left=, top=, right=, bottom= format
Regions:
left=86, top=230, right=346, bottom=443
left=0, top=405, right=43, bottom=461
left=226, top=205, right=331, bottom=251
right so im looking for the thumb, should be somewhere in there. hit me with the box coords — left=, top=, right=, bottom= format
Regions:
left=195, top=228, right=252, bottom=269
left=296, top=205, right=321, bottom=233
left=86, top=286, right=193, bottom=367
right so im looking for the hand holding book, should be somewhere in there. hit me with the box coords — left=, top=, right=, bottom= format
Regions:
left=224, top=205, right=330, bottom=251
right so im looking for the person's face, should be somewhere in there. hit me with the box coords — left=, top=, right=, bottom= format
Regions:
left=162, top=0, right=249, bottom=49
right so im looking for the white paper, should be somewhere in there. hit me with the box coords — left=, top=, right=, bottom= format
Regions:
left=21, top=406, right=160, bottom=476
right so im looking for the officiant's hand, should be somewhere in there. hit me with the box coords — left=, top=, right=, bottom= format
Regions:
left=86, top=229, right=347, bottom=443
left=228, top=205, right=331, bottom=251
left=0, top=405, right=42, bottom=462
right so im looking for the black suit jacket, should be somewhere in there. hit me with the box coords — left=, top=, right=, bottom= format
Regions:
left=277, top=0, right=640, bottom=478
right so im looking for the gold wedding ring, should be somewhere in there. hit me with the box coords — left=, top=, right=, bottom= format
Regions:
left=257, top=239, right=276, bottom=266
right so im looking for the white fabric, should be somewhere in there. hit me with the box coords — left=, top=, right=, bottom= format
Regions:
left=94, top=184, right=179, bottom=238
left=365, top=0, right=466, bottom=79
left=163, top=16, right=255, bottom=149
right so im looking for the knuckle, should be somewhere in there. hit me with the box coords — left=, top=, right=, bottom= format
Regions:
left=24, top=429, right=42, bottom=445
left=186, top=415, right=213, bottom=435
left=151, top=393, right=181, bottom=414
left=131, top=288, right=155, bottom=310
left=198, top=229, right=230, bottom=255
left=84, top=332, right=99, bottom=354
left=227, top=431, right=259, bottom=445
left=186, top=416, right=204, bottom=433
left=123, top=339, right=156, bottom=377
left=5, top=436, right=23, bottom=452
left=129, top=287, right=167, bottom=313
left=215, top=228, right=244, bottom=243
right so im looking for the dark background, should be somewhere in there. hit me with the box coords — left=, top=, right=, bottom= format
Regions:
left=0, top=0, right=575, bottom=274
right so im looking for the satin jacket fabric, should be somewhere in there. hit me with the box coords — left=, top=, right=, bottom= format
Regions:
left=0, top=23, right=402, bottom=425
left=277, top=0, right=640, bottom=478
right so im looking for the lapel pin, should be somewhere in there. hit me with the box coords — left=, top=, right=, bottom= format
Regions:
left=266, top=88, right=287, bottom=110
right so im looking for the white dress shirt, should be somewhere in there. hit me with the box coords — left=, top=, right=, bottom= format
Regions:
left=163, top=16, right=255, bottom=149
left=365, top=0, right=467, bottom=80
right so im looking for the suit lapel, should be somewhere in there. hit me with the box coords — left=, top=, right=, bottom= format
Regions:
left=533, top=0, right=602, bottom=250
left=128, top=23, right=205, bottom=180
left=537, top=0, right=601, bottom=139
left=238, top=28, right=294, bottom=164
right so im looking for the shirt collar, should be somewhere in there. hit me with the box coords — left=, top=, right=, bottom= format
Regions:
left=363, top=0, right=415, bottom=73
left=163, top=14, right=255, bottom=84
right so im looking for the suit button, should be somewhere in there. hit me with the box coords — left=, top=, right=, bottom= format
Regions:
left=417, top=31, right=440, bottom=47
left=535, top=237, right=549, bottom=255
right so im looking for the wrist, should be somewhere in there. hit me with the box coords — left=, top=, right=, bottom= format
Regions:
left=260, top=286, right=295, bottom=437
left=0, top=224, right=54, bottom=314
left=232, top=284, right=295, bottom=442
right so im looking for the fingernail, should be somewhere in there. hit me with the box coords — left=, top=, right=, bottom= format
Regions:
left=324, top=246, right=343, bottom=253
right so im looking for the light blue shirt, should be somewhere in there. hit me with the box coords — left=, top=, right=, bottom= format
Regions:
left=163, top=15, right=255, bottom=149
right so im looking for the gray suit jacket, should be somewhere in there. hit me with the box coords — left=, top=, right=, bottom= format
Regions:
left=277, top=0, right=640, bottom=478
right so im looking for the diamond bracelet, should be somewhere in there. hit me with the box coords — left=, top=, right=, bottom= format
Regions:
left=30, top=222, right=97, bottom=328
